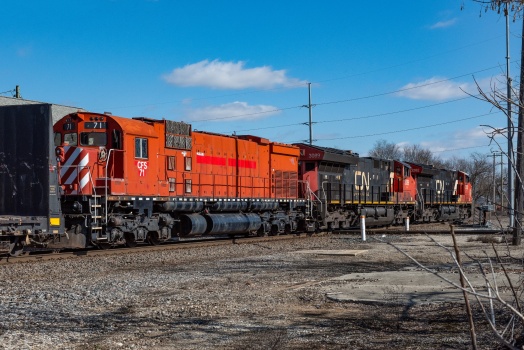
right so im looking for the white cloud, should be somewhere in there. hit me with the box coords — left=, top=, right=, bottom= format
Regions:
left=396, top=77, right=472, bottom=101
left=430, top=18, right=457, bottom=29
left=163, top=59, right=307, bottom=89
left=185, top=101, right=280, bottom=122
left=420, top=126, right=497, bottom=154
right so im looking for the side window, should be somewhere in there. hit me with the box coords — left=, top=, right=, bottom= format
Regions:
left=135, top=138, right=148, bottom=159
left=53, top=133, right=62, bottom=146
left=112, top=130, right=122, bottom=149
left=167, top=156, right=175, bottom=170
left=169, top=178, right=176, bottom=192
left=185, top=179, right=192, bottom=193
left=185, top=157, right=192, bottom=171
left=404, top=167, right=410, bottom=177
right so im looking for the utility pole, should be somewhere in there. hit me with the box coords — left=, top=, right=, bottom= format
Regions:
left=492, top=153, right=497, bottom=206
left=501, top=153, right=504, bottom=212
left=302, top=82, right=315, bottom=145
left=15, top=85, right=20, bottom=98
left=514, top=4, right=524, bottom=245
left=505, top=3, right=515, bottom=230
left=490, top=152, right=502, bottom=212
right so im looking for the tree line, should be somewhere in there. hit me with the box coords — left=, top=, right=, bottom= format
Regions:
left=368, top=139, right=499, bottom=206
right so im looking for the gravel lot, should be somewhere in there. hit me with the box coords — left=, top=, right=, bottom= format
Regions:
left=0, top=228, right=523, bottom=349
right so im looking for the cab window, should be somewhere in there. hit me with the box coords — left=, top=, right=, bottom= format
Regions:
left=64, top=133, right=78, bottom=146
left=135, top=137, right=148, bottom=159
left=80, top=132, right=106, bottom=146
left=305, top=162, right=315, bottom=172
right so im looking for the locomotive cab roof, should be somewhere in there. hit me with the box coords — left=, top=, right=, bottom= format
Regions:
left=294, top=143, right=359, bottom=165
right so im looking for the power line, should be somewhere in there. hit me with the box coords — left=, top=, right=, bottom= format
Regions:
left=191, top=63, right=509, bottom=124
left=222, top=95, right=476, bottom=134
left=432, top=144, right=498, bottom=153
left=314, top=64, right=513, bottom=107
left=0, top=89, right=15, bottom=96
left=287, top=111, right=499, bottom=143
left=102, top=37, right=511, bottom=112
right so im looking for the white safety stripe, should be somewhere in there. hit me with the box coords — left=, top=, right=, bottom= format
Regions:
left=63, top=153, right=89, bottom=185
left=79, top=171, right=90, bottom=191
left=60, top=146, right=90, bottom=193
left=60, top=146, right=82, bottom=178
left=63, top=168, right=78, bottom=185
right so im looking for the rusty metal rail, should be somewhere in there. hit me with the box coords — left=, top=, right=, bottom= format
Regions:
left=0, top=233, right=313, bottom=265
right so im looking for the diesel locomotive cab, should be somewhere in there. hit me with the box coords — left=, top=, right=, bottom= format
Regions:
left=54, top=114, right=110, bottom=196
left=52, top=113, right=115, bottom=247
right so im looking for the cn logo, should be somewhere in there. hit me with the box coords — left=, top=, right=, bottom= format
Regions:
left=136, top=161, right=148, bottom=177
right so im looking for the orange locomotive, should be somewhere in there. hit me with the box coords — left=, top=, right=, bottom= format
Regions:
left=53, top=112, right=307, bottom=247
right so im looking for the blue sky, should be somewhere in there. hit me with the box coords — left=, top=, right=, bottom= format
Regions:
left=0, top=1, right=520, bottom=159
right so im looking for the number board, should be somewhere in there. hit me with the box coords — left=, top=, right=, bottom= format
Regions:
left=84, top=122, right=107, bottom=129
left=63, top=123, right=76, bottom=131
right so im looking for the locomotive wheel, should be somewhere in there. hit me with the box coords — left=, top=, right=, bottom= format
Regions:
left=147, top=231, right=160, bottom=246
left=9, top=237, right=24, bottom=257
left=257, top=230, right=268, bottom=237
left=125, top=232, right=137, bottom=248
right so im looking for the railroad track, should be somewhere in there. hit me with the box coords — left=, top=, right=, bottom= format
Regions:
left=0, top=225, right=502, bottom=265
left=0, top=233, right=313, bottom=265
left=340, top=228, right=505, bottom=235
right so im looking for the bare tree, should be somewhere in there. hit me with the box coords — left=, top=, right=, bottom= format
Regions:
left=402, top=144, right=446, bottom=167
left=368, top=139, right=402, bottom=160
left=377, top=231, right=524, bottom=349
left=463, top=0, right=524, bottom=245
left=462, top=152, right=493, bottom=202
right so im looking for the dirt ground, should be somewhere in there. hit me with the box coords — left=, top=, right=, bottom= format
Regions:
left=1, top=228, right=524, bottom=349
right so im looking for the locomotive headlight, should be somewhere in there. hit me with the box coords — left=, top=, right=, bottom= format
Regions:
left=56, top=157, right=61, bottom=163
left=55, top=149, right=61, bottom=155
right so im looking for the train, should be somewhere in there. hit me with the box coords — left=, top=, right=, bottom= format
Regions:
left=0, top=104, right=472, bottom=256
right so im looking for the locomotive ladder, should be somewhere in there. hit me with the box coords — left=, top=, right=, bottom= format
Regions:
left=89, top=194, right=106, bottom=241
left=300, top=180, right=322, bottom=222
left=86, top=164, right=106, bottom=241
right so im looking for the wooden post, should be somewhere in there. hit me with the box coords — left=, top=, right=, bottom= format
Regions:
left=450, top=224, right=477, bottom=349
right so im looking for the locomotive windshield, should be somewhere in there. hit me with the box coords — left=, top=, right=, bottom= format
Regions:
left=64, top=133, right=78, bottom=146
left=54, top=132, right=78, bottom=146
left=80, top=132, right=106, bottom=146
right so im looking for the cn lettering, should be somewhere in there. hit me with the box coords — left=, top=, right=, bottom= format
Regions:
left=137, top=161, right=148, bottom=176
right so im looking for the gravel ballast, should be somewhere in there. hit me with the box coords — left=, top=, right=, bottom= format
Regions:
left=0, top=232, right=522, bottom=349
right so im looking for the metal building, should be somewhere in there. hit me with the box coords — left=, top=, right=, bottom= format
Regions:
left=0, top=96, right=84, bottom=124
